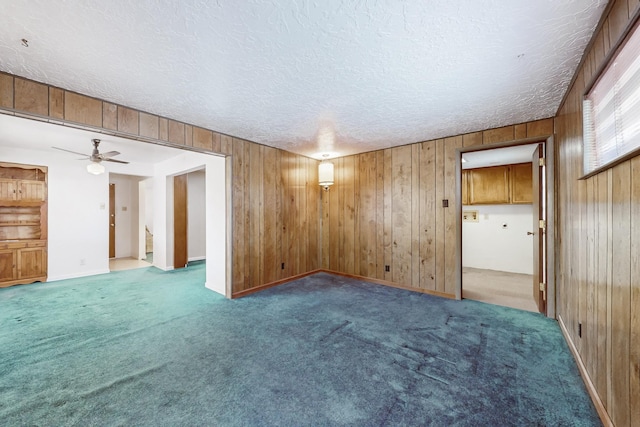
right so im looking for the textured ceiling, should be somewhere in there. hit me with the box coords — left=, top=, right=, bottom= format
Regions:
left=0, top=1, right=607, bottom=159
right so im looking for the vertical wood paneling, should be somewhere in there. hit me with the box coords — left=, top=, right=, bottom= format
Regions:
left=168, top=120, right=185, bottom=145
left=139, top=112, right=159, bottom=139
left=343, top=156, right=355, bottom=275
left=608, top=0, right=629, bottom=44
left=610, top=162, right=631, bottom=427
left=444, top=136, right=462, bottom=295
left=48, top=88, right=64, bottom=119
left=14, top=78, right=48, bottom=116
left=375, top=151, right=386, bottom=279
left=410, top=144, right=420, bottom=288
left=298, top=157, right=308, bottom=274
left=249, top=143, right=264, bottom=288
left=483, top=125, right=514, bottom=144
left=185, top=125, right=193, bottom=147
left=595, top=173, right=609, bottom=405
left=630, top=156, right=640, bottom=427
left=514, top=123, right=527, bottom=140
left=391, top=146, right=412, bottom=286
left=419, top=141, right=436, bottom=291
left=192, top=127, right=213, bottom=151
left=212, top=132, right=222, bottom=153
left=221, top=135, right=233, bottom=155
left=383, top=149, right=392, bottom=282
left=553, top=4, right=638, bottom=424
left=64, top=92, right=102, bottom=127
left=526, top=118, right=554, bottom=138
left=353, top=156, right=361, bottom=277
left=462, top=132, right=482, bottom=147
left=263, top=147, right=277, bottom=283
left=329, top=157, right=340, bottom=271
left=0, top=74, right=13, bottom=108
left=102, top=102, right=118, bottom=131
left=117, top=107, right=139, bottom=135
left=158, top=118, right=168, bottom=141
left=232, top=138, right=246, bottom=291
left=434, top=139, right=445, bottom=293
left=308, top=158, right=319, bottom=271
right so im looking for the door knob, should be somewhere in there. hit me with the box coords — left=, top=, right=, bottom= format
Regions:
left=527, top=231, right=535, bottom=235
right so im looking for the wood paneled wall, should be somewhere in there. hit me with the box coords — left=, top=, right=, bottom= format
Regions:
left=555, top=1, right=640, bottom=426
left=0, top=72, right=321, bottom=296
left=321, top=118, right=554, bottom=297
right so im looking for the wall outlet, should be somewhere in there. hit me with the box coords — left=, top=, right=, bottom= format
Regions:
left=385, top=265, right=390, bottom=272
left=80, top=259, right=86, bottom=266
left=281, top=263, right=285, bottom=270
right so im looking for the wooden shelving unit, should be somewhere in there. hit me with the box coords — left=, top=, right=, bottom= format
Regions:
left=0, top=162, right=48, bottom=288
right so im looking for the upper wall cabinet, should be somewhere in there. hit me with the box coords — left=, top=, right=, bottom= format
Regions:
left=468, top=166, right=510, bottom=204
left=463, top=163, right=532, bottom=205
left=0, top=178, right=46, bottom=204
left=510, top=163, right=533, bottom=204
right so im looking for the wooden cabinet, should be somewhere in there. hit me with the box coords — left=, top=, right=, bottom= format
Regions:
left=0, top=163, right=47, bottom=288
left=463, top=163, right=532, bottom=205
left=0, top=179, right=45, bottom=203
left=510, top=163, right=533, bottom=204
left=468, top=166, right=510, bottom=204
left=0, top=241, right=47, bottom=287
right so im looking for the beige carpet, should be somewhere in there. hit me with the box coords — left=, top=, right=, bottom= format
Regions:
left=462, top=267, right=538, bottom=312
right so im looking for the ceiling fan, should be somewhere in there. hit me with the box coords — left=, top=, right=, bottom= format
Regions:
left=53, top=139, right=129, bottom=174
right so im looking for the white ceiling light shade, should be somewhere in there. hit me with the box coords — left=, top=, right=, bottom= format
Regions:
left=318, top=161, right=334, bottom=191
left=87, top=162, right=105, bottom=175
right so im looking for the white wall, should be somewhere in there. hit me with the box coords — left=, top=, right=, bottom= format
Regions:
left=152, top=151, right=227, bottom=296
left=462, top=204, right=533, bottom=275
left=187, top=170, right=206, bottom=261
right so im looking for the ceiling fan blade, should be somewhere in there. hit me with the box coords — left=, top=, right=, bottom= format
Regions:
left=99, top=151, right=121, bottom=159
left=103, top=158, right=130, bottom=164
left=52, top=146, right=89, bottom=157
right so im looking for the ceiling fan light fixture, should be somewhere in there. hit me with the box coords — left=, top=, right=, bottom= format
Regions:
left=87, top=162, right=105, bottom=175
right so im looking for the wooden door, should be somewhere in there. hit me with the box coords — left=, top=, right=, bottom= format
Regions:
left=173, top=174, right=188, bottom=269
left=532, top=144, right=545, bottom=313
left=109, top=184, right=115, bottom=258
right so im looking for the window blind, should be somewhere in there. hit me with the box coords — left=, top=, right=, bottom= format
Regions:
left=583, top=19, right=640, bottom=174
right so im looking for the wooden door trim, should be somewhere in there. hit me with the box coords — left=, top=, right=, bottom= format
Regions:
left=456, top=135, right=557, bottom=318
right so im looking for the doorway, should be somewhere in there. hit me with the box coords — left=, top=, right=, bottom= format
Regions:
left=456, top=137, right=555, bottom=317
left=108, top=174, right=153, bottom=272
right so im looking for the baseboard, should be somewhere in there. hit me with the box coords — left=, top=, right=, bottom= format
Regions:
left=319, top=269, right=456, bottom=299
left=231, top=269, right=323, bottom=298
left=232, top=269, right=455, bottom=300
left=48, top=269, right=111, bottom=282
left=188, top=256, right=205, bottom=262
left=557, top=315, right=613, bottom=427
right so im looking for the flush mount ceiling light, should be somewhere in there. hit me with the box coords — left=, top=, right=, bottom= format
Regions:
left=318, top=154, right=334, bottom=191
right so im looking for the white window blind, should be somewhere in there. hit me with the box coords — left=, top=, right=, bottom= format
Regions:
left=583, top=19, right=640, bottom=174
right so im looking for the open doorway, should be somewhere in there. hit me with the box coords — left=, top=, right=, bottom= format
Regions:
left=108, top=173, right=153, bottom=272
left=457, top=138, right=554, bottom=315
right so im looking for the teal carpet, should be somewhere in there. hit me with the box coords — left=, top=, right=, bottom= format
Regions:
left=0, top=265, right=600, bottom=426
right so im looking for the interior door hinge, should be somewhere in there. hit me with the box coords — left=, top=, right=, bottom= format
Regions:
left=539, top=157, right=546, bottom=167
left=539, top=219, right=546, bottom=230
left=539, top=282, right=546, bottom=300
